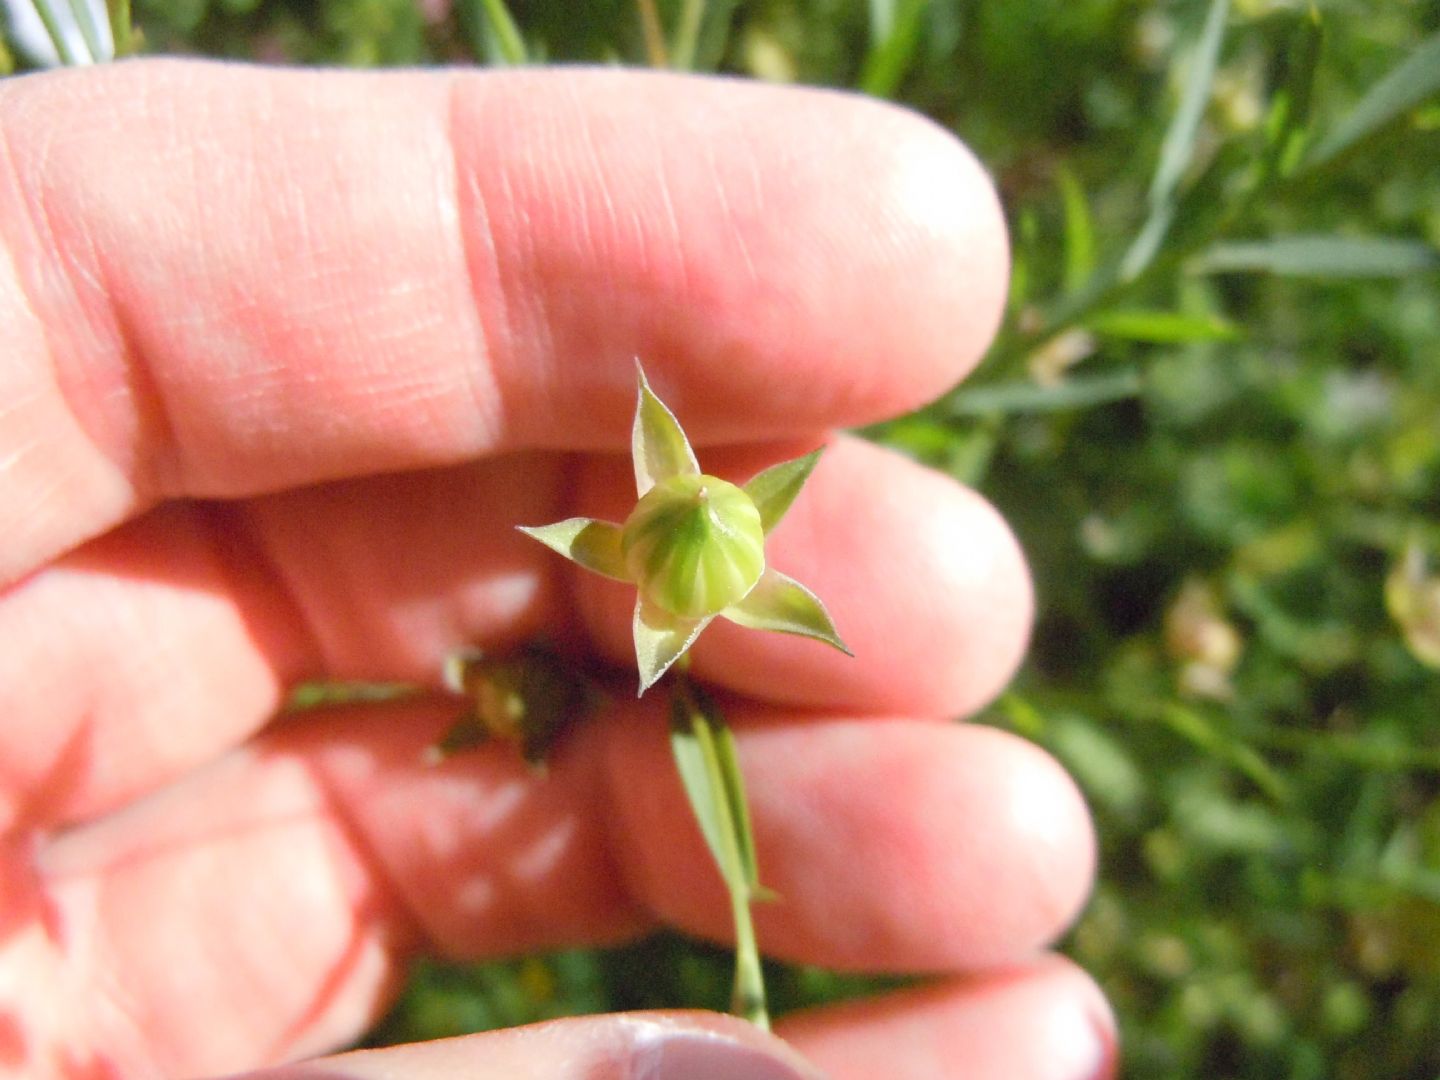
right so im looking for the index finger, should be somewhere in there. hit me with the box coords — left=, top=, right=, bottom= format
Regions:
left=0, top=60, right=1007, bottom=586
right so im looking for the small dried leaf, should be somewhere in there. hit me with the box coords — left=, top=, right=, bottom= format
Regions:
left=722, top=568, right=851, bottom=654
left=517, top=518, right=629, bottom=581
left=743, top=449, right=822, bottom=535
left=633, top=364, right=699, bottom=496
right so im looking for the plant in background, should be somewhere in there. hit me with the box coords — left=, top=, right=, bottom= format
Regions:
left=0, top=0, right=132, bottom=68
left=16, top=0, right=1440, bottom=1072
left=515, top=364, right=850, bottom=1026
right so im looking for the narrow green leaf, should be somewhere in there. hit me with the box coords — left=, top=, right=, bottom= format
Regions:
left=722, top=569, right=851, bottom=654
left=1057, top=165, right=1096, bottom=293
left=477, top=0, right=528, bottom=65
left=66, top=0, right=107, bottom=61
left=1306, top=30, right=1440, bottom=168
left=1121, top=0, right=1230, bottom=280
left=516, top=518, right=630, bottom=581
left=687, top=0, right=740, bottom=72
left=668, top=680, right=772, bottom=1027
left=1149, top=0, right=1230, bottom=206
left=1263, top=4, right=1323, bottom=177
left=742, top=449, right=821, bottom=535
left=669, top=705, right=735, bottom=876
left=633, top=364, right=699, bottom=496
left=868, top=0, right=896, bottom=41
left=1086, top=309, right=1242, bottom=344
left=670, top=689, right=771, bottom=896
left=634, top=598, right=710, bottom=695
left=857, top=0, right=930, bottom=99
left=105, top=0, right=133, bottom=56
left=946, top=370, right=1143, bottom=417
left=1193, top=235, right=1439, bottom=278
left=670, top=0, right=705, bottom=71
left=31, top=0, right=83, bottom=64
left=1161, top=704, right=1291, bottom=804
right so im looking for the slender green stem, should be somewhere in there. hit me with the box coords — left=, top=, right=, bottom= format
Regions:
left=726, top=871, right=768, bottom=1027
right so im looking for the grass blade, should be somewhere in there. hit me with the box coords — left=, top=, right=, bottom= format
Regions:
left=1263, top=3, right=1324, bottom=177
left=1121, top=0, right=1230, bottom=280
left=1193, top=235, right=1439, bottom=278
left=29, top=0, right=85, bottom=64
left=476, top=0, right=527, bottom=65
left=1086, top=309, right=1242, bottom=344
left=66, top=0, right=107, bottom=60
left=947, top=369, right=1143, bottom=417
left=1058, top=165, right=1096, bottom=294
left=857, top=0, right=929, bottom=99
left=1306, top=30, right=1440, bottom=168
left=105, top=0, right=132, bottom=56
left=669, top=699, right=733, bottom=876
left=670, top=0, right=703, bottom=71
left=669, top=678, right=770, bottom=1027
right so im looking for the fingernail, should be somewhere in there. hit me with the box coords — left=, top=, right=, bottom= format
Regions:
left=628, top=1026, right=827, bottom=1080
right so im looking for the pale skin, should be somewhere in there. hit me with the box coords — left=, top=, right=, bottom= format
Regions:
left=0, top=62, right=1113, bottom=1079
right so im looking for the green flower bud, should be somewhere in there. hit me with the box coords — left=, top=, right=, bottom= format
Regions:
left=517, top=362, right=848, bottom=695
left=621, top=474, right=766, bottom=618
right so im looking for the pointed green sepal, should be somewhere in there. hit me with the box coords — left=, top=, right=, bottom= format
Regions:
left=721, top=568, right=852, bottom=654
left=634, top=597, right=713, bottom=695
left=517, top=518, right=629, bottom=582
left=742, top=449, right=823, bottom=535
left=633, top=363, right=700, bottom=496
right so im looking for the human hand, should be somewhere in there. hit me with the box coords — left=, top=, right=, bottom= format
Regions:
left=0, top=62, right=1111, bottom=1079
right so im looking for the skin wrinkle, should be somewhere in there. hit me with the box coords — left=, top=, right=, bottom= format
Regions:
left=46, top=71, right=191, bottom=504
left=444, top=74, right=511, bottom=452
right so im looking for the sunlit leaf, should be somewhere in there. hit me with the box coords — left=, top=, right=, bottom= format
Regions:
left=473, top=0, right=528, bottom=64
left=1121, top=0, right=1230, bottom=280
left=947, top=370, right=1143, bottom=416
left=857, top=0, right=930, bottom=98
left=722, top=568, right=850, bottom=654
left=742, top=449, right=822, bottom=535
left=669, top=701, right=735, bottom=876
left=516, top=517, right=629, bottom=581
left=632, top=364, right=700, bottom=496
left=1306, top=29, right=1440, bottom=168
left=669, top=683, right=767, bottom=894
left=1193, top=235, right=1439, bottom=278
left=1086, top=309, right=1242, bottom=344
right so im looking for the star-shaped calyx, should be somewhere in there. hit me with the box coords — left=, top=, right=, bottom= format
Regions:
left=519, top=364, right=851, bottom=694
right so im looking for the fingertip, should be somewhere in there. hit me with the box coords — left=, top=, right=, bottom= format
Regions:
left=248, top=1011, right=824, bottom=1080
left=778, top=956, right=1116, bottom=1080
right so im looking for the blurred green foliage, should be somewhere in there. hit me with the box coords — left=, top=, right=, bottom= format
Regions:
left=18, top=0, right=1440, bottom=1075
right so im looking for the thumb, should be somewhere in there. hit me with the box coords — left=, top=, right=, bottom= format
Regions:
left=224, top=1011, right=826, bottom=1080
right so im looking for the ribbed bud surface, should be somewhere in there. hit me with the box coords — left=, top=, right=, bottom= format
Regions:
left=621, top=475, right=766, bottom=618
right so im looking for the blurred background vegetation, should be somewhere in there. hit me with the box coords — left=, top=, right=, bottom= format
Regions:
left=8, top=0, right=1439, bottom=1075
